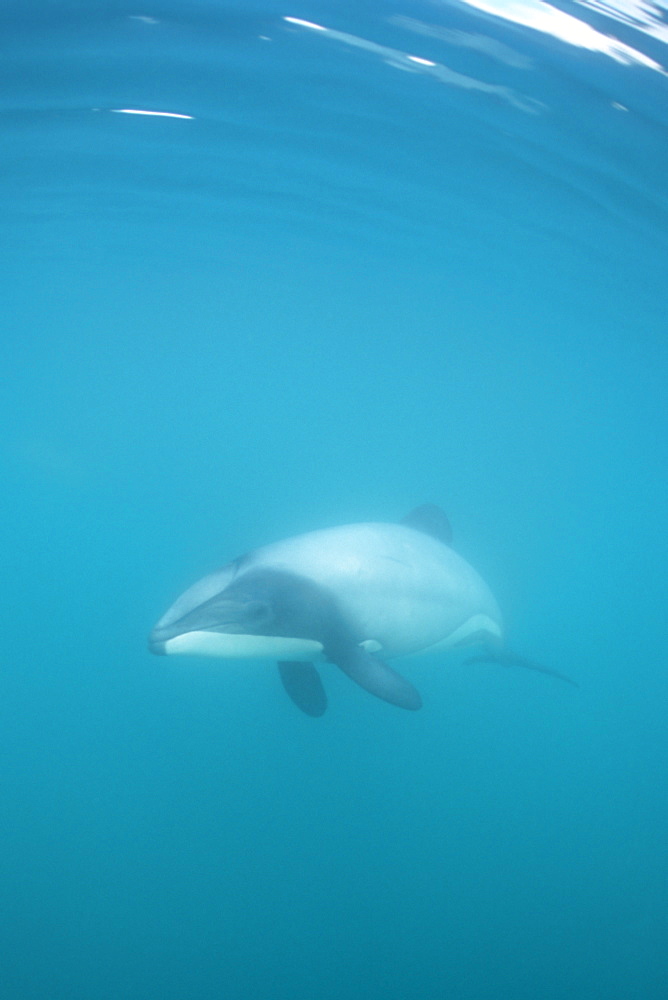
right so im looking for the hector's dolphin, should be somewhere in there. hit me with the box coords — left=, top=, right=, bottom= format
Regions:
left=149, top=504, right=574, bottom=715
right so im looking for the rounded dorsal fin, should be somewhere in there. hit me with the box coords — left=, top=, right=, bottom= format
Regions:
left=400, top=503, right=452, bottom=545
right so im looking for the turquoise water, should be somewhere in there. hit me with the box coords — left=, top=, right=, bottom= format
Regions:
left=2, top=2, right=667, bottom=997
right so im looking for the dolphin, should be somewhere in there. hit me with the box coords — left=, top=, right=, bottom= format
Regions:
left=148, top=504, right=575, bottom=715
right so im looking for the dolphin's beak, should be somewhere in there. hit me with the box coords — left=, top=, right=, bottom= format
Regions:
left=148, top=633, right=167, bottom=655
left=148, top=623, right=182, bottom=655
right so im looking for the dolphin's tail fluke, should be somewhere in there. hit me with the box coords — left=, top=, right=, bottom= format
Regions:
left=465, top=645, right=579, bottom=688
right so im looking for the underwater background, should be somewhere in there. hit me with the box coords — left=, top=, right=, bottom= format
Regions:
left=2, top=1, right=667, bottom=997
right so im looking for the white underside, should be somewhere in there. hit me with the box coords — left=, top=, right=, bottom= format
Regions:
left=162, top=632, right=324, bottom=660
left=161, top=612, right=501, bottom=662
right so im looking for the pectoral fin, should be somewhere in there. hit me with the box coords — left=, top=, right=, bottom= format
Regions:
left=278, top=661, right=328, bottom=716
left=332, top=646, right=422, bottom=710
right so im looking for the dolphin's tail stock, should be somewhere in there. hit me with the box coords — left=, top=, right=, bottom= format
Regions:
left=464, top=642, right=579, bottom=688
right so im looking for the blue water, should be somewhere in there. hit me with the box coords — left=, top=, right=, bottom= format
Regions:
left=2, top=1, right=667, bottom=997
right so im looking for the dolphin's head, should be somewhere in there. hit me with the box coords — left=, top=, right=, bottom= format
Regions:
left=149, top=593, right=273, bottom=651
left=149, top=563, right=276, bottom=652
left=148, top=565, right=329, bottom=662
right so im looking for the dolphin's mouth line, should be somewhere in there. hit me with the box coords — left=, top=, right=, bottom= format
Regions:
left=149, top=619, right=265, bottom=650
left=148, top=629, right=327, bottom=661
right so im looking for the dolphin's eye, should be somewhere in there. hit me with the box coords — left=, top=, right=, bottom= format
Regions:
left=243, top=600, right=272, bottom=627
